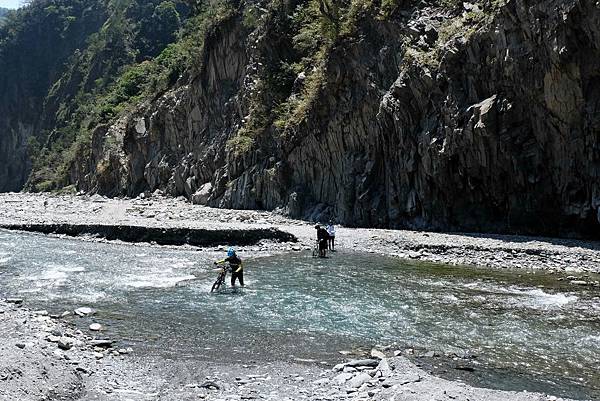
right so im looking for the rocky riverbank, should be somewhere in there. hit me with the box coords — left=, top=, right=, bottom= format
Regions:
left=0, top=299, right=575, bottom=401
left=1, top=192, right=599, bottom=275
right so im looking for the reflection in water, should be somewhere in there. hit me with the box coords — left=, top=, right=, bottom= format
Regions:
left=0, top=230, right=599, bottom=399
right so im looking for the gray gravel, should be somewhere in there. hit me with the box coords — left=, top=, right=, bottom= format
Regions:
left=0, top=300, right=575, bottom=401
left=0, top=192, right=598, bottom=400
left=0, top=192, right=599, bottom=273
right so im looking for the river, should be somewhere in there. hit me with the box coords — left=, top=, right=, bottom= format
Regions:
left=0, top=230, right=599, bottom=399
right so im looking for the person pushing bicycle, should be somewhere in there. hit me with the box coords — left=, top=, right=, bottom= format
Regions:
left=214, top=248, right=244, bottom=287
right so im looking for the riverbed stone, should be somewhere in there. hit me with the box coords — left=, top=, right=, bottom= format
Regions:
left=333, top=372, right=353, bottom=385
left=370, top=349, right=386, bottom=359
left=47, top=335, right=61, bottom=343
left=89, top=323, right=102, bottom=331
left=346, top=359, right=379, bottom=368
left=347, top=372, right=372, bottom=389
left=332, top=363, right=346, bottom=372
left=376, top=358, right=392, bottom=377
left=90, top=339, right=113, bottom=347
left=58, top=337, right=73, bottom=350
left=74, top=307, right=94, bottom=317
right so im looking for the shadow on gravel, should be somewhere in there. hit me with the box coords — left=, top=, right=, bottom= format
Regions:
left=0, top=224, right=297, bottom=246
left=453, top=231, right=600, bottom=251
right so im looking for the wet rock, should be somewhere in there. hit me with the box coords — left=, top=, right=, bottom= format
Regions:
left=89, top=339, right=113, bottom=348
left=74, top=307, right=94, bottom=317
left=89, top=323, right=102, bottom=331
left=345, top=359, right=379, bottom=368
left=454, top=364, right=475, bottom=372
left=570, top=280, right=588, bottom=286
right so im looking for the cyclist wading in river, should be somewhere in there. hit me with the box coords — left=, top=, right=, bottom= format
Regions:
left=315, top=224, right=329, bottom=258
left=214, top=248, right=244, bottom=287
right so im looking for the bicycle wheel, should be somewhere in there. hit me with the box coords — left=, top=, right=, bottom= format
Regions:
left=211, top=273, right=225, bottom=293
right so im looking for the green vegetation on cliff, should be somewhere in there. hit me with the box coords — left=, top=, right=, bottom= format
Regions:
left=20, top=0, right=199, bottom=191
left=2, top=0, right=502, bottom=189
left=227, top=0, right=504, bottom=154
left=1, top=0, right=598, bottom=237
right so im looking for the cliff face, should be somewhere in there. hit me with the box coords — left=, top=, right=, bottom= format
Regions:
left=0, top=0, right=187, bottom=192
left=2, top=0, right=599, bottom=237
left=70, top=0, right=600, bottom=237
left=0, top=0, right=107, bottom=191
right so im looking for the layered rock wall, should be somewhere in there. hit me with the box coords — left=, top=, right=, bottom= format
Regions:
left=44, top=0, right=600, bottom=237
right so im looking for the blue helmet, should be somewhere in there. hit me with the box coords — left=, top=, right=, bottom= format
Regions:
left=227, top=248, right=235, bottom=257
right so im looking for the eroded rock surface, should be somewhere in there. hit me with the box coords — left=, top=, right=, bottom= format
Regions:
left=64, top=0, right=600, bottom=238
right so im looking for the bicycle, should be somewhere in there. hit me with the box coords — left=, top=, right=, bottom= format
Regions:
left=312, top=240, right=320, bottom=258
left=211, top=267, right=228, bottom=293
left=312, top=240, right=328, bottom=258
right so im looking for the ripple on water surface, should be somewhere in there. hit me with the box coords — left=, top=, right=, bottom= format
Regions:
left=0, top=230, right=599, bottom=399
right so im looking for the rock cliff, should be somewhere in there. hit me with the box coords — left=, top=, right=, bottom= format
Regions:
left=2, top=0, right=600, bottom=237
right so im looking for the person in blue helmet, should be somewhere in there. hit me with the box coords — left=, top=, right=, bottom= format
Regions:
left=214, top=248, right=244, bottom=287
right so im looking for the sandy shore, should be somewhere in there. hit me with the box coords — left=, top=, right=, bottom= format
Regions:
left=1, top=192, right=599, bottom=274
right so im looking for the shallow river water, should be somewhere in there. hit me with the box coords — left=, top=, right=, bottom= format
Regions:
left=1, top=230, right=599, bottom=399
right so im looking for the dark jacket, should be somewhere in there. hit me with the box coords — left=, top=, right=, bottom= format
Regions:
left=218, top=255, right=243, bottom=272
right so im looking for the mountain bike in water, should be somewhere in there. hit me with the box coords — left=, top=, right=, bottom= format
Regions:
left=211, top=267, right=228, bottom=293
left=312, top=240, right=328, bottom=258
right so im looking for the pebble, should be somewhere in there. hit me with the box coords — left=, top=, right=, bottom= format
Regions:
left=58, top=337, right=74, bottom=350
left=74, top=307, right=94, bottom=317
left=89, top=323, right=102, bottom=331
left=90, top=339, right=113, bottom=347
left=47, top=335, right=61, bottom=343
left=370, top=349, right=386, bottom=359
left=15, top=343, right=26, bottom=349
